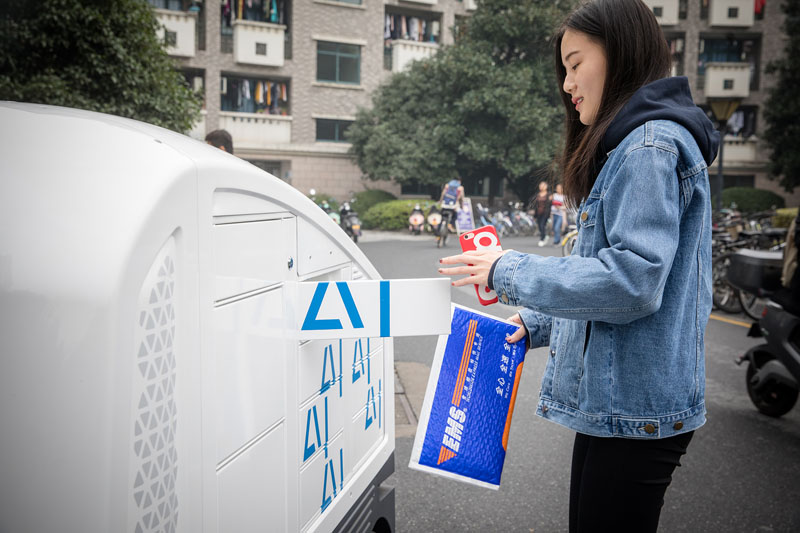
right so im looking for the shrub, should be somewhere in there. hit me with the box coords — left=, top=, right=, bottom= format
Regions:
left=773, top=207, right=799, bottom=228
left=351, top=189, right=397, bottom=216
left=721, top=187, right=785, bottom=214
left=362, top=199, right=435, bottom=230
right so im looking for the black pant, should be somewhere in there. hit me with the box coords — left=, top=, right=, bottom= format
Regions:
left=569, top=431, right=694, bottom=533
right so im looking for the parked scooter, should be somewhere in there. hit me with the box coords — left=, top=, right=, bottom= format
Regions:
left=426, top=205, right=442, bottom=234
left=408, top=204, right=425, bottom=235
left=320, top=200, right=340, bottom=225
left=731, top=249, right=800, bottom=417
left=339, top=201, right=362, bottom=243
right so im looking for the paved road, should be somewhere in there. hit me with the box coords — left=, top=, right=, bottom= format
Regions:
left=359, top=230, right=800, bottom=533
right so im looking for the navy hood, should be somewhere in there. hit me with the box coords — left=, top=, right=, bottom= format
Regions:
left=602, top=77, right=720, bottom=166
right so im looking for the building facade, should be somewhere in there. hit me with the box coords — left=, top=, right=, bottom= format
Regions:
left=149, top=0, right=477, bottom=202
left=151, top=0, right=798, bottom=206
left=644, top=0, right=799, bottom=205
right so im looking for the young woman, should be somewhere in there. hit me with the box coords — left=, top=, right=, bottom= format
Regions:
left=551, top=183, right=567, bottom=245
left=438, top=0, right=719, bottom=531
left=529, top=180, right=552, bottom=246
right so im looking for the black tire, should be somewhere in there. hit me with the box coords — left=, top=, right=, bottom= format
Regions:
left=712, top=253, right=742, bottom=313
left=746, top=351, right=799, bottom=417
left=739, top=290, right=767, bottom=320
left=352, top=234, right=358, bottom=243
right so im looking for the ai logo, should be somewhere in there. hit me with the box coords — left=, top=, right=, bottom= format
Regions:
left=320, top=448, right=344, bottom=512
left=301, top=282, right=364, bottom=331
left=303, top=397, right=329, bottom=462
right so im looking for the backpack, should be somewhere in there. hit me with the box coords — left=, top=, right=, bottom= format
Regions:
left=442, top=181, right=460, bottom=205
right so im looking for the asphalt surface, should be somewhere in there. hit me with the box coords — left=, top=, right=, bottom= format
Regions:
left=358, top=230, right=800, bottom=533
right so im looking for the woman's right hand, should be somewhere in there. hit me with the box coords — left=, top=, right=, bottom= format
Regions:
left=506, top=313, right=527, bottom=344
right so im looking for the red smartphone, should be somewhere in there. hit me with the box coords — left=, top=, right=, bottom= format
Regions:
left=459, top=225, right=502, bottom=306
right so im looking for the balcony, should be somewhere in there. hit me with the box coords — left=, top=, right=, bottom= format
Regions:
left=219, top=112, right=292, bottom=150
left=403, top=0, right=437, bottom=5
left=710, top=0, right=754, bottom=27
left=233, top=20, right=286, bottom=67
left=643, top=0, right=679, bottom=25
left=722, top=135, right=759, bottom=163
left=154, top=8, right=197, bottom=57
left=704, top=62, right=751, bottom=98
left=390, top=40, right=439, bottom=73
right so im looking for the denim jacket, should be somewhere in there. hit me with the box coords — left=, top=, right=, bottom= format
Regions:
left=491, top=117, right=716, bottom=439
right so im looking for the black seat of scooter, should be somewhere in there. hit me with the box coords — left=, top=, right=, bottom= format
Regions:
left=728, top=249, right=784, bottom=294
left=764, top=227, right=788, bottom=239
left=739, top=230, right=761, bottom=238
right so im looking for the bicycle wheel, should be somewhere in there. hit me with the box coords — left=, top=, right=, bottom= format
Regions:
left=436, top=220, right=448, bottom=248
left=739, top=290, right=767, bottom=320
left=712, top=253, right=742, bottom=313
left=561, top=231, right=577, bottom=257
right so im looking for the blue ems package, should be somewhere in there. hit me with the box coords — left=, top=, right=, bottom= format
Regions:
left=409, top=304, right=527, bottom=490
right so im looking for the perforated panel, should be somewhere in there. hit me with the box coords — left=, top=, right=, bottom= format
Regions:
left=130, top=237, right=179, bottom=533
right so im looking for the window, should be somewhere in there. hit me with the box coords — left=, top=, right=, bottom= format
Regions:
left=327, top=0, right=362, bottom=4
left=723, top=175, right=755, bottom=189
left=220, top=76, right=290, bottom=115
left=728, top=7, right=739, bottom=18
left=652, top=6, right=663, bottom=17
left=723, top=79, right=734, bottom=89
left=666, top=36, right=685, bottom=76
left=678, top=0, right=688, bottom=19
left=149, top=0, right=183, bottom=10
left=316, top=119, right=353, bottom=142
left=317, top=41, right=361, bottom=84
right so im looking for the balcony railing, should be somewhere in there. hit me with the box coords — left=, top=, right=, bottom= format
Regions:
left=704, top=62, right=751, bottom=98
left=233, top=20, right=286, bottom=67
left=219, top=112, right=292, bottom=150
left=643, top=0, right=679, bottom=25
left=722, top=135, right=759, bottom=163
left=154, top=8, right=197, bottom=57
left=389, top=40, right=439, bottom=73
left=710, top=0, right=754, bottom=27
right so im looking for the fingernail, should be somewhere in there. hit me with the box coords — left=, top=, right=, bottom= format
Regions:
left=439, top=259, right=442, bottom=263
left=438, top=269, right=442, bottom=273
left=451, top=282, right=455, bottom=287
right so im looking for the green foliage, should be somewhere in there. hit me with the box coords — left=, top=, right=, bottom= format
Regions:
left=722, top=187, right=785, bottom=213
left=348, top=0, right=574, bottom=204
left=362, top=199, right=435, bottom=231
left=773, top=207, right=799, bottom=228
left=0, top=0, right=201, bottom=133
left=763, top=0, right=800, bottom=192
left=351, top=189, right=397, bottom=216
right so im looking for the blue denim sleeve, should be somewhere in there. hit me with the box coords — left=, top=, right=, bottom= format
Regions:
left=490, top=146, right=681, bottom=324
left=518, top=308, right=553, bottom=349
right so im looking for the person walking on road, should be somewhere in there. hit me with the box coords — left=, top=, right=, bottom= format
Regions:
left=551, top=183, right=568, bottom=246
left=438, top=1, right=719, bottom=531
left=529, top=180, right=551, bottom=247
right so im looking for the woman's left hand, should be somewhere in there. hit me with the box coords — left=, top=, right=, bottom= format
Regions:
left=438, top=250, right=510, bottom=287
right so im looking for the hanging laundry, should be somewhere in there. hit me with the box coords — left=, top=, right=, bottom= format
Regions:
left=280, top=83, right=287, bottom=102
left=755, top=0, right=766, bottom=15
left=431, top=20, right=440, bottom=42
left=266, top=82, right=272, bottom=107
left=270, top=83, right=280, bottom=114
left=384, top=14, right=391, bottom=40
left=255, top=81, right=263, bottom=104
left=408, top=17, right=419, bottom=41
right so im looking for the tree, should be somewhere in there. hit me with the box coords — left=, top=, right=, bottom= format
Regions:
left=0, top=0, right=201, bottom=133
left=763, top=0, right=800, bottom=193
left=347, top=0, right=574, bottom=204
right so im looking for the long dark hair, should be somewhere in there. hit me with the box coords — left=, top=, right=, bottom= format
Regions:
left=554, top=0, right=672, bottom=206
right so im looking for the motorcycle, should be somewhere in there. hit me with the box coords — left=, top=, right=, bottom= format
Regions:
left=731, top=249, right=800, bottom=417
left=408, top=204, right=425, bottom=235
left=426, top=205, right=442, bottom=234
left=339, top=201, right=362, bottom=243
left=319, top=200, right=340, bottom=225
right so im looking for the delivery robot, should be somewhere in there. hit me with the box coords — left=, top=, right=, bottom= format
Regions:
left=0, top=102, right=400, bottom=533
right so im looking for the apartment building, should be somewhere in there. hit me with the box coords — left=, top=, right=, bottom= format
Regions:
left=151, top=0, right=797, bottom=206
left=149, top=0, right=477, bottom=202
left=643, top=0, right=799, bottom=205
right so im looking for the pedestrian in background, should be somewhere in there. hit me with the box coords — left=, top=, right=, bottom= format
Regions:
left=438, top=0, right=719, bottom=531
left=205, top=129, right=234, bottom=154
left=529, top=180, right=551, bottom=247
left=551, top=183, right=567, bottom=246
